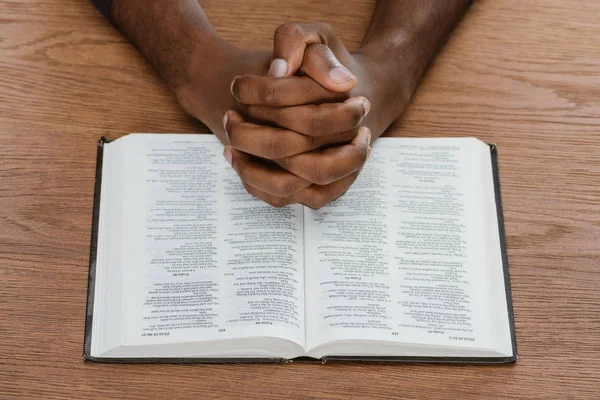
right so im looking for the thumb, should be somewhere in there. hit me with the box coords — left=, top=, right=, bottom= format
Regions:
left=299, top=44, right=357, bottom=92
left=269, top=23, right=328, bottom=77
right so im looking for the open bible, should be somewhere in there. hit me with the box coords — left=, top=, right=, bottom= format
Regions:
left=84, top=134, right=517, bottom=364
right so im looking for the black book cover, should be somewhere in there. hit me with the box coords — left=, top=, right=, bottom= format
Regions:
left=83, top=138, right=517, bottom=364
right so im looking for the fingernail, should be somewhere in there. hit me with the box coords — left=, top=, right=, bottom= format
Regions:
left=365, top=127, right=372, bottom=146
left=367, top=147, right=372, bottom=161
left=362, top=98, right=371, bottom=115
left=230, top=77, right=238, bottom=99
left=269, top=58, right=287, bottom=77
left=329, top=66, right=355, bottom=83
left=223, top=112, right=230, bottom=143
left=224, top=147, right=233, bottom=166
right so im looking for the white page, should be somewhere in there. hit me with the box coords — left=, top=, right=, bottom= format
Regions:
left=110, top=134, right=305, bottom=350
left=304, top=138, right=499, bottom=354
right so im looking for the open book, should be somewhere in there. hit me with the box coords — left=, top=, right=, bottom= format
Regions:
left=84, top=134, right=517, bottom=364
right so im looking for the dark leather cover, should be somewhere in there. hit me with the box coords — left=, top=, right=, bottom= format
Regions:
left=83, top=140, right=517, bottom=364
left=83, top=137, right=107, bottom=362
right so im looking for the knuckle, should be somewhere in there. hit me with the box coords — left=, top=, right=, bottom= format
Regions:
left=264, top=135, right=289, bottom=159
left=299, top=78, right=315, bottom=95
left=276, top=156, right=291, bottom=170
left=348, top=106, right=365, bottom=128
left=309, top=112, right=327, bottom=135
left=309, top=160, right=334, bottom=185
left=245, top=105, right=261, bottom=120
left=303, top=44, right=334, bottom=69
left=347, top=142, right=367, bottom=163
left=309, top=43, right=330, bottom=57
left=316, top=22, right=334, bottom=35
left=259, top=82, right=283, bottom=105
left=305, top=192, right=327, bottom=210
left=315, top=22, right=337, bottom=47
left=275, top=23, right=302, bottom=41
left=306, top=134, right=321, bottom=149
left=273, top=178, right=297, bottom=197
left=269, top=196, right=289, bottom=208
left=334, top=129, right=357, bottom=144
left=244, top=182, right=287, bottom=208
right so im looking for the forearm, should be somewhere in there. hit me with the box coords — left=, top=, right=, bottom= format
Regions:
left=360, top=0, right=472, bottom=97
left=110, top=0, right=231, bottom=94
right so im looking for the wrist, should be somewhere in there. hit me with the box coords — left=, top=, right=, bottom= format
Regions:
left=358, top=27, right=427, bottom=96
left=172, top=34, right=236, bottom=97
left=174, top=39, right=239, bottom=131
left=352, top=50, right=414, bottom=138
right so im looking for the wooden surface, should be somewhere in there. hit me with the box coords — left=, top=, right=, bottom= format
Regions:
left=1, top=0, right=599, bottom=398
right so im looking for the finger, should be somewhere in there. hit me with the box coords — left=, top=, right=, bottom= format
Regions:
left=224, top=146, right=312, bottom=197
left=231, top=75, right=347, bottom=106
left=277, top=127, right=371, bottom=185
left=299, top=43, right=357, bottom=92
left=243, top=170, right=362, bottom=209
left=295, top=170, right=361, bottom=209
left=242, top=182, right=295, bottom=208
left=224, top=110, right=357, bottom=159
left=226, top=109, right=316, bottom=159
left=245, top=96, right=370, bottom=136
left=270, top=23, right=330, bottom=77
left=270, top=22, right=351, bottom=84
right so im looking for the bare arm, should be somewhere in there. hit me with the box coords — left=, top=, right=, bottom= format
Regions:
left=359, top=0, right=474, bottom=110
left=111, top=1, right=224, bottom=95
left=108, top=0, right=271, bottom=140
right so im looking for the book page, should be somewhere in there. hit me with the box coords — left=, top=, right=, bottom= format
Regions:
left=111, top=134, right=305, bottom=351
left=304, top=138, right=501, bottom=354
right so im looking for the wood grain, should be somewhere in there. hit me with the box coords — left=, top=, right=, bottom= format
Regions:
left=1, top=0, right=599, bottom=398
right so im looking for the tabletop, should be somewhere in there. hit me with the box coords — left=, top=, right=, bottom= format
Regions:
left=1, top=0, right=599, bottom=398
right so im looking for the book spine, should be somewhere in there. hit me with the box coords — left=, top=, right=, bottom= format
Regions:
left=489, top=144, right=518, bottom=361
left=83, top=138, right=107, bottom=360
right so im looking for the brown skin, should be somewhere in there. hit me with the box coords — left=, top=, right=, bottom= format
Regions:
left=110, top=0, right=473, bottom=208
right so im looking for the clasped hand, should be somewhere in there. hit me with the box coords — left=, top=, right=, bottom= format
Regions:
left=223, top=23, right=373, bottom=209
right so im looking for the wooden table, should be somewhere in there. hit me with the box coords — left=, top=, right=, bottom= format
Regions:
left=1, top=0, right=599, bottom=398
